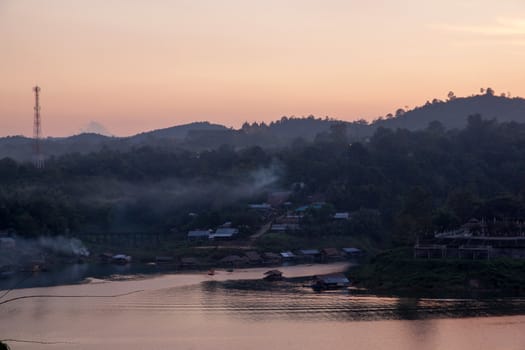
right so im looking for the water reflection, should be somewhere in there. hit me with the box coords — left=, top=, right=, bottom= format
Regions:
left=3, top=277, right=525, bottom=350
left=140, top=282, right=525, bottom=322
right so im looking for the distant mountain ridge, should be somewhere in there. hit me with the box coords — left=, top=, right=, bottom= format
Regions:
left=2, top=94, right=525, bottom=161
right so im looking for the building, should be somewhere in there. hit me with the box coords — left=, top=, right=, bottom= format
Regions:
left=298, top=249, right=321, bottom=261
left=210, top=228, right=239, bottom=240
left=312, top=273, right=350, bottom=290
left=333, top=212, right=350, bottom=220
left=187, top=230, right=211, bottom=240
left=321, top=248, right=342, bottom=260
left=342, top=247, right=363, bottom=257
left=280, top=251, right=297, bottom=261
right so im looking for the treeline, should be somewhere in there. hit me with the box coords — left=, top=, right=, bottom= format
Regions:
left=2, top=115, right=525, bottom=246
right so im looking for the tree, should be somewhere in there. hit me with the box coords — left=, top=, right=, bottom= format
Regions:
left=447, top=91, right=456, bottom=101
left=329, top=123, right=348, bottom=144
left=395, top=108, right=406, bottom=117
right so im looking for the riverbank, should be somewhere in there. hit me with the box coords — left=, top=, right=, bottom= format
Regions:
left=350, top=248, right=525, bottom=297
left=0, top=262, right=351, bottom=300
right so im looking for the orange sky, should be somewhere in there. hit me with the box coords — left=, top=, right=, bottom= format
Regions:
left=1, top=0, right=525, bottom=137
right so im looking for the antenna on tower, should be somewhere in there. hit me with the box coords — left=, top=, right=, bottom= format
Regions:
left=33, top=85, right=44, bottom=168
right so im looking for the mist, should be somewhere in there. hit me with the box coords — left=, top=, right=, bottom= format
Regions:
left=0, top=235, right=90, bottom=269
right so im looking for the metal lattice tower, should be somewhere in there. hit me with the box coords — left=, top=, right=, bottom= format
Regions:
left=33, top=85, right=44, bottom=168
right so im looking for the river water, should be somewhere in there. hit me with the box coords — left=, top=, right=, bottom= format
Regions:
left=1, top=263, right=524, bottom=350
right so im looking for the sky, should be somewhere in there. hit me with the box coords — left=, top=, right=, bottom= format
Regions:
left=1, top=0, right=525, bottom=137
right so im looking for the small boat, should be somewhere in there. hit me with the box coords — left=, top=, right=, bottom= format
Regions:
left=208, top=269, right=215, bottom=276
left=263, top=269, right=283, bottom=281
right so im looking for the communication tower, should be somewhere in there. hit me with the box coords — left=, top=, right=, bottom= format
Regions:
left=33, top=85, right=44, bottom=168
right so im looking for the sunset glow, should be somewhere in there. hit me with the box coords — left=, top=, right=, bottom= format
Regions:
left=1, top=0, right=525, bottom=136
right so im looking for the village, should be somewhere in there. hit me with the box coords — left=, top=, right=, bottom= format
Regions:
left=0, top=189, right=364, bottom=285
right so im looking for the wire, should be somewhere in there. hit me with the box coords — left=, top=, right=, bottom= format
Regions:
left=0, top=289, right=144, bottom=306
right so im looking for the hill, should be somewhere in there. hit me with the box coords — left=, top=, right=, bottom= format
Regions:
left=2, top=93, right=525, bottom=161
left=375, top=94, right=525, bottom=131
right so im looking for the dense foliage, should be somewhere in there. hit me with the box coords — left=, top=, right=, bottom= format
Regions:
left=2, top=115, right=525, bottom=247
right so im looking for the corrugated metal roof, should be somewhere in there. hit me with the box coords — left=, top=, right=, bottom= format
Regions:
left=280, top=251, right=296, bottom=258
left=299, top=249, right=320, bottom=255
left=342, top=247, right=362, bottom=253
left=188, top=230, right=210, bottom=237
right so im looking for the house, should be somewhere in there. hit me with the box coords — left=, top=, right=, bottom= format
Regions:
left=280, top=251, right=297, bottom=260
left=321, top=248, right=341, bottom=260
left=210, top=228, right=239, bottom=240
left=295, top=202, right=326, bottom=213
left=342, top=247, right=363, bottom=257
left=187, top=230, right=211, bottom=240
left=333, top=212, right=350, bottom=220
left=312, top=273, right=350, bottom=290
left=270, top=223, right=299, bottom=232
left=248, top=203, right=272, bottom=210
left=111, top=254, right=132, bottom=264
left=298, top=249, right=321, bottom=261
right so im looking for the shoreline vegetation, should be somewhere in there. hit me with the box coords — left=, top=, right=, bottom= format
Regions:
left=349, top=248, right=525, bottom=297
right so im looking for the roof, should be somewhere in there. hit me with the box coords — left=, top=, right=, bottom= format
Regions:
left=342, top=247, right=362, bottom=254
left=299, top=249, right=321, bottom=255
left=334, top=212, right=350, bottom=219
left=181, top=257, right=199, bottom=264
left=317, top=273, right=350, bottom=284
left=322, top=248, right=340, bottom=256
left=214, top=228, right=239, bottom=236
left=248, top=203, right=272, bottom=210
left=280, top=251, right=296, bottom=258
left=188, top=230, right=210, bottom=238
left=295, top=205, right=309, bottom=212
left=112, top=254, right=130, bottom=260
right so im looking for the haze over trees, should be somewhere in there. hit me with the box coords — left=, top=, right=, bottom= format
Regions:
left=2, top=109, right=525, bottom=248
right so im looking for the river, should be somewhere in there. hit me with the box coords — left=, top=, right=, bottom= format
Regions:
left=1, top=262, right=524, bottom=349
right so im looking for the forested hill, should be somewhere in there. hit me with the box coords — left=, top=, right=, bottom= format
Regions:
left=1, top=93, right=525, bottom=161
left=2, top=115, right=525, bottom=241
left=375, top=93, right=525, bottom=131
